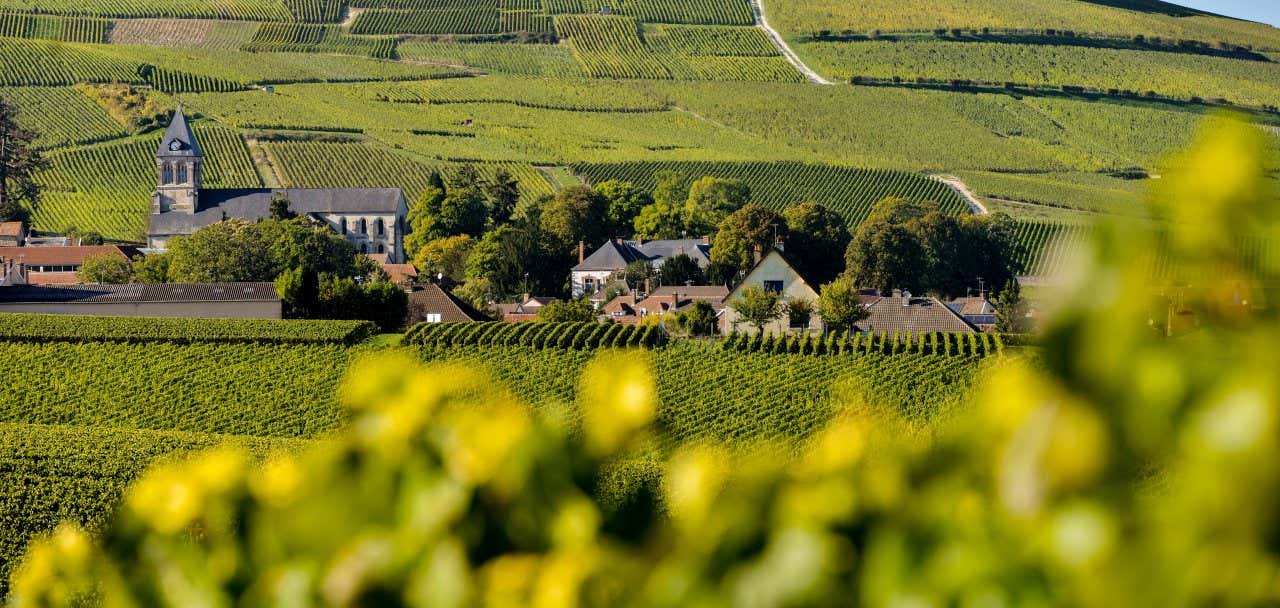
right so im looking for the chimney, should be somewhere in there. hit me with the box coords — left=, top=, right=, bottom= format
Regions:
left=616, top=238, right=625, bottom=247
left=892, top=288, right=902, bottom=298
left=644, top=278, right=651, bottom=295
left=578, top=240, right=585, bottom=264
left=752, top=244, right=763, bottom=265
left=702, top=235, right=710, bottom=245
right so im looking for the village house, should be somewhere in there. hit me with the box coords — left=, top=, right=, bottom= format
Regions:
left=0, top=221, right=26, bottom=247
left=602, top=285, right=729, bottom=324
left=857, top=292, right=978, bottom=334
left=0, top=282, right=282, bottom=318
left=366, top=253, right=418, bottom=285
left=497, top=295, right=558, bottom=322
left=946, top=296, right=998, bottom=332
left=571, top=238, right=711, bottom=299
left=406, top=283, right=487, bottom=324
left=722, top=247, right=823, bottom=334
left=147, top=109, right=409, bottom=262
left=0, top=245, right=140, bottom=285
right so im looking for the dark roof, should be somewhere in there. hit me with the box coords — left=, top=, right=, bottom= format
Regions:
left=407, top=284, right=486, bottom=322
left=149, top=188, right=404, bottom=236
left=0, top=245, right=136, bottom=266
left=573, top=239, right=710, bottom=272
left=0, top=282, right=279, bottom=304
left=857, top=297, right=977, bottom=334
left=947, top=297, right=997, bottom=316
left=156, top=108, right=203, bottom=158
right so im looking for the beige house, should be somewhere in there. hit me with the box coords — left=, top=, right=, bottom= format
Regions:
left=722, top=248, right=822, bottom=334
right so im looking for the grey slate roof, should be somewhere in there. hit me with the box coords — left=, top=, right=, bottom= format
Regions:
left=156, top=108, right=203, bottom=158
left=0, top=282, right=279, bottom=304
left=149, top=188, right=404, bottom=235
left=856, top=297, right=977, bottom=334
left=573, top=239, right=710, bottom=272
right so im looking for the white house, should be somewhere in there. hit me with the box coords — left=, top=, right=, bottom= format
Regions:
left=722, top=247, right=823, bottom=334
left=571, top=238, right=711, bottom=298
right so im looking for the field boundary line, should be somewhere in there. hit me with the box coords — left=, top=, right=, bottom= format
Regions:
left=932, top=174, right=990, bottom=215
left=749, top=0, right=835, bottom=85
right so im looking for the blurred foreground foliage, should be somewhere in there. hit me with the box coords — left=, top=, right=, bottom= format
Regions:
left=11, top=116, right=1280, bottom=607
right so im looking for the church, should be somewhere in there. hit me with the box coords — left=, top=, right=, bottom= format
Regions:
left=147, top=109, right=409, bottom=263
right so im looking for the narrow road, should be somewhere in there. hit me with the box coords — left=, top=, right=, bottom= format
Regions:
left=932, top=174, right=990, bottom=215
left=749, top=0, right=835, bottom=85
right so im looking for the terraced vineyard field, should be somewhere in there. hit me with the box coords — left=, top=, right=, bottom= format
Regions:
left=0, top=0, right=294, bottom=21
left=0, top=13, right=108, bottom=43
left=575, top=161, right=968, bottom=225
left=0, top=86, right=125, bottom=147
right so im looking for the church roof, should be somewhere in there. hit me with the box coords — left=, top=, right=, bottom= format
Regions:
left=149, top=188, right=405, bottom=236
left=156, top=108, right=203, bottom=158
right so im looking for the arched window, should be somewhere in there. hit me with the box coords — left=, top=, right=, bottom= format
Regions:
left=177, top=164, right=188, bottom=184
left=377, top=244, right=385, bottom=254
left=340, top=218, right=348, bottom=235
left=360, top=219, right=368, bottom=235
left=161, top=163, right=173, bottom=185
left=360, top=243, right=368, bottom=254
left=375, top=218, right=385, bottom=236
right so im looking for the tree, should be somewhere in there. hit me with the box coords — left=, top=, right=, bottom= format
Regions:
left=0, top=96, right=49, bottom=223
left=540, top=185, right=606, bottom=252
left=76, top=253, right=132, bottom=284
left=405, top=174, right=448, bottom=258
left=633, top=171, right=688, bottom=239
left=437, top=187, right=489, bottom=240
left=64, top=226, right=104, bottom=246
left=360, top=279, right=410, bottom=333
left=412, top=235, right=473, bottom=283
left=464, top=224, right=553, bottom=301
left=784, top=201, right=851, bottom=285
left=677, top=300, right=718, bottom=336
left=275, top=266, right=321, bottom=318
left=657, top=253, right=704, bottom=287
left=623, top=259, right=655, bottom=289
left=684, top=177, right=750, bottom=236
left=486, top=169, right=520, bottom=227
left=995, top=279, right=1031, bottom=333
left=259, top=218, right=359, bottom=278
left=845, top=220, right=926, bottom=294
left=784, top=297, right=814, bottom=331
left=731, top=284, right=782, bottom=332
left=269, top=191, right=296, bottom=220
left=131, top=253, right=170, bottom=283
left=597, top=180, right=650, bottom=237
left=710, top=204, right=786, bottom=278
left=535, top=299, right=597, bottom=323
left=817, top=277, right=870, bottom=334
left=166, top=220, right=276, bottom=283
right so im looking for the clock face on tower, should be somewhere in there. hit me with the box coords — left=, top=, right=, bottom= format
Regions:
left=169, top=140, right=183, bottom=152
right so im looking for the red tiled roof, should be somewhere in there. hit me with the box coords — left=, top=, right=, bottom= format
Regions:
left=26, top=272, right=81, bottom=285
left=0, top=222, right=24, bottom=238
left=0, top=245, right=132, bottom=266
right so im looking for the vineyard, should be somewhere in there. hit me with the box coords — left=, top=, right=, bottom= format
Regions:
left=405, top=321, right=668, bottom=349
left=574, top=161, right=969, bottom=226
left=0, top=0, right=293, bottom=21
left=1010, top=220, right=1093, bottom=276
left=0, top=12, right=107, bottom=43
left=243, top=23, right=397, bottom=58
left=0, top=86, right=125, bottom=148
left=0, top=423, right=296, bottom=596
left=0, top=314, right=376, bottom=344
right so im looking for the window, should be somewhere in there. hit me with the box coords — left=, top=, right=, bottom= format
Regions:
left=177, top=164, right=188, bottom=184
left=360, top=243, right=368, bottom=254
left=763, top=280, right=784, bottom=294
left=426, top=313, right=442, bottom=323
left=161, top=163, right=173, bottom=185
left=360, top=219, right=368, bottom=235
left=375, top=218, right=385, bottom=236
left=584, top=278, right=595, bottom=293
left=377, top=244, right=385, bottom=254
left=340, top=218, right=348, bottom=235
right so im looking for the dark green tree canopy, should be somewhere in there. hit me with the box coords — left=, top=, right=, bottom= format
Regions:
left=657, top=253, right=706, bottom=287
left=540, top=185, right=607, bottom=252
left=535, top=299, right=597, bottom=323
left=0, top=96, right=50, bottom=223
left=710, top=204, right=786, bottom=279
left=783, top=201, right=851, bottom=286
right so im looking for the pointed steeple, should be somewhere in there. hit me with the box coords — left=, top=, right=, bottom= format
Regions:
left=156, top=107, right=203, bottom=158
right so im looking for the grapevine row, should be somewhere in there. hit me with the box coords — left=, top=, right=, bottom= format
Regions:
left=404, top=321, right=668, bottom=349
left=0, top=314, right=376, bottom=345
left=722, top=330, right=1002, bottom=357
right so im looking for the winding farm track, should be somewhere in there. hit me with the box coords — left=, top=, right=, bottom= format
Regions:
left=932, top=174, right=991, bottom=215
left=749, top=0, right=836, bottom=85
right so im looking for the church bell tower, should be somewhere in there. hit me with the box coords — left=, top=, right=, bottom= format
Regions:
left=151, top=107, right=203, bottom=215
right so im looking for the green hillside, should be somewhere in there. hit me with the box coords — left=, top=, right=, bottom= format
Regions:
left=0, top=0, right=1274, bottom=266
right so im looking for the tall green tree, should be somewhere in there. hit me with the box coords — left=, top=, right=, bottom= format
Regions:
left=535, top=299, right=597, bottom=323
left=486, top=169, right=520, bottom=227
left=633, top=171, right=688, bottom=239
left=710, top=204, right=786, bottom=278
left=596, top=180, right=650, bottom=237
left=540, top=185, right=607, bottom=252
left=657, top=253, right=705, bottom=287
left=684, top=177, right=750, bottom=236
left=817, top=277, right=870, bottom=334
left=996, top=279, right=1031, bottom=333
left=731, top=284, right=782, bottom=333
left=0, top=96, right=49, bottom=223
left=405, top=173, right=448, bottom=257
left=412, top=235, right=474, bottom=283
left=76, top=253, right=133, bottom=284
left=783, top=201, right=851, bottom=285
